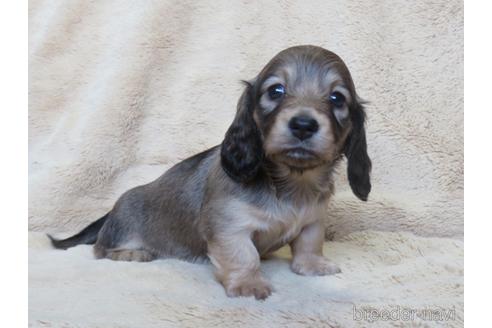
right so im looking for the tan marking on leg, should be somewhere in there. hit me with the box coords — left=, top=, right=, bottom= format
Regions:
left=290, top=220, right=341, bottom=276
left=105, top=249, right=155, bottom=262
left=93, top=244, right=106, bottom=259
left=208, top=233, right=272, bottom=300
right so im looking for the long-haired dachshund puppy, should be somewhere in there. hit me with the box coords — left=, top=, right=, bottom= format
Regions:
left=50, top=45, right=371, bottom=300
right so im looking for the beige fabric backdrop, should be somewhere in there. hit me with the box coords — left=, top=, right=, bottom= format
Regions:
left=29, top=1, right=463, bottom=327
left=29, top=0, right=463, bottom=238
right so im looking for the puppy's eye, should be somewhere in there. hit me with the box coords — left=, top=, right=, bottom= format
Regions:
left=267, top=84, right=285, bottom=100
left=329, top=92, right=346, bottom=108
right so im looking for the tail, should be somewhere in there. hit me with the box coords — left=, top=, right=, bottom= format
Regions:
left=48, top=213, right=109, bottom=250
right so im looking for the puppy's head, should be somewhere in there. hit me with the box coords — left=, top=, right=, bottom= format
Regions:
left=221, top=45, right=371, bottom=201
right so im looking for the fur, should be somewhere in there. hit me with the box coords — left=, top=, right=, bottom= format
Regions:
left=49, top=45, right=371, bottom=299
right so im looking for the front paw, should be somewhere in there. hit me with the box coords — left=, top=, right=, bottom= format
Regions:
left=291, top=254, right=341, bottom=276
left=224, top=277, right=273, bottom=300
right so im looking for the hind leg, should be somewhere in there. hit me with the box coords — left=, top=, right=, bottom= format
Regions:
left=104, top=248, right=155, bottom=262
left=94, top=237, right=157, bottom=262
left=93, top=215, right=157, bottom=262
left=94, top=242, right=157, bottom=262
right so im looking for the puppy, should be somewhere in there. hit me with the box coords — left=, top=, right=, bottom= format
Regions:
left=50, top=45, right=371, bottom=300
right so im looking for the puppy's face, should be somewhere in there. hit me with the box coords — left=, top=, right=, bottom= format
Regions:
left=254, top=49, right=354, bottom=170
left=221, top=45, right=372, bottom=201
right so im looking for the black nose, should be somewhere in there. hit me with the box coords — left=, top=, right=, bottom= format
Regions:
left=288, top=115, right=319, bottom=140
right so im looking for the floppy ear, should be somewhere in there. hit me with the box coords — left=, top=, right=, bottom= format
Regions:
left=220, top=81, right=263, bottom=183
left=344, top=101, right=372, bottom=201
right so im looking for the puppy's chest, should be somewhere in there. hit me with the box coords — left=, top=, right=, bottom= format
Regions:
left=253, top=200, right=322, bottom=254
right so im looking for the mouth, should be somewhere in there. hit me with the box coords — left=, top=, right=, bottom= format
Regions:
left=283, top=147, right=319, bottom=161
left=267, top=146, right=326, bottom=170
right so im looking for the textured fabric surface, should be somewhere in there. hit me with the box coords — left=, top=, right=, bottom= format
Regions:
left=29, top=0, right=463, bottom=327
left=29, top=231, right=463, bottom=327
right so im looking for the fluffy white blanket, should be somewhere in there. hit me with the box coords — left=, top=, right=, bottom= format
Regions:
left=29, top=0, right=463, bottom=326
